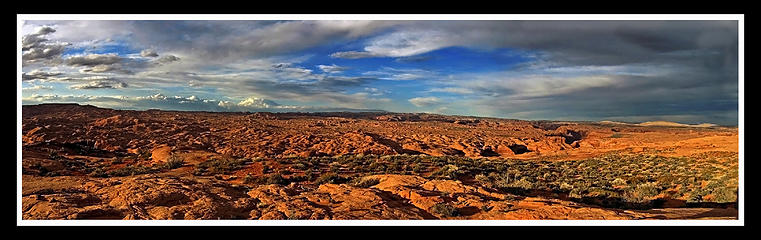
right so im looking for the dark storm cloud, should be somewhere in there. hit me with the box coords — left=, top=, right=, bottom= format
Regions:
left=22, top=70, right=62, bottom=81
left=125, top=20, right=401, bottom=61
left=64, top=54, right=123, bottom=66
left=69, top=80, right=128, bottom=89
left=22, top=26, right=69, bottom=64
left=155, top=55, right=180, bottom=64
left=389, top=21, right=739, bottom=125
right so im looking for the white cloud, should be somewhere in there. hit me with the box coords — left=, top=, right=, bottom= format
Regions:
left=317, top=64, right=349, bottom=73
left=23, top=93, right=384, bottom=113
left=22, top=85, right=53, bottom=91
left=332, top=30, right=453, bottom=59
left=140, top=49, right=158, bottom=57
left=408, top=96, right=443, bottom=107
left=427, top=87, right=474, bottom=95
left=363, top=67, right=432, bottom=81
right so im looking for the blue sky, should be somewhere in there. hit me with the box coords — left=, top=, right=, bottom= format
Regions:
left=21, top=20, right=739, bottom=125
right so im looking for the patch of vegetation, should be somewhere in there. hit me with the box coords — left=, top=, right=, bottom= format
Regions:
left=88, top=167, right=109, bottom=178
left=609, top=133, right=626, bottom=138
left=163, top=154, right=185, bottom=169
left=48, top=149, right=60, bottom=160
left=243, top=152, right=737, bottom=209
left=193, top=157, right=250, bottom=176
left=137, top=148, right=152, bottom=160
left=244, top=173, right=288, bottom=185
left=314, top=172, right=348, bottom=185
left=349, top=177, right=380, bottom=188
left=107, top=164, right=155, bottom=177
left=431, top=203, right=460, bottom=217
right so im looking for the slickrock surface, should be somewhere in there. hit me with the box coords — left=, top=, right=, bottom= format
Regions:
left=21, top=104, right=739, bottom=220
left=22, top=174, right=735, bottom=220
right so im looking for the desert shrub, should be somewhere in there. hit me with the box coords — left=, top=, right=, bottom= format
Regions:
left=508, top=177, right=534, bottom=190
left=559, top=182, right=574, bottom=192
left=108, top=164, right=154, bottom=177
left=194, top=157, right=250, bottom=176
left=293, top=163, right=308, bottom=170
left=430, top=164, right=462, bottom=179
left=481, top=205, right=491, bottom=212
left=288, top=175, right=309, bottom=182
left=314, top=172, right=346, bottom=185
left=164, top=154, right=185, bottom=169
left=568, top=188, right=585, bottom=199
left=623, top=182, right=661, bottom=203
left=246, top=173, right=287, bottom=185
left=88, top=167, right=109, bottom=178
left=264, top=173, right=287, bottom=185
left=368, top=162, right=385, bottom=172
left=137, top=148, right=151, bottom=160
left=48, top=149, right=60, bottom=160
left=474, top=174, right=489, bottom=183
left=711, top=187, right=737, bottom=203
left=609, top=133, right=626, bottom=138
left=329, top=164, right=341, bottom=173
left=612, top=178, right=628, bottom=186
left=431, top=203, right=460, bottom=217
left=349, top=177, right=380, bottom=188
left=243, top=173, right=258, bottom=184
left=412, top=164, right=426, bottom=173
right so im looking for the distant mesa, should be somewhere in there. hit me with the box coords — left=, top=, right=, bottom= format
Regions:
left=599, top=120, right=718, bottom=128
left=637, top=121, right=718, bottom=128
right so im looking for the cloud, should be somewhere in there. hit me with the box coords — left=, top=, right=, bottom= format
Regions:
left=427, top=87, right=474, bottom=95
left=22, top=69, right=62, bottom=81
left=236, top=97, right=280, bottom=108
left=408, top=97, right=443, bottom=107
left=78, top=64, right=130, bottom=74
left=22, top=26, right=56, bottom=50
left=330, top=51, right=379, bottom=59
left=395, top=55, right=433, bottom=63
left=116, top=20, right=401, bottom=62
left=21, top=26, right=70, bottom=64
left=156, top=55, right=180, bottom=64
left=20, top=20, right=738, bottom=125
left=22, top=85, right=53, bottom=91
left=65, top=53, right=122, bottom=67
left=140, top=49, right=159, bottom=57
left=69, top=80, right=128, bottom=89
left=363, top=67, right=432, bottom=81
left=317, top=64, right=349, bottom=73
left=23, top=93, right=385, bottom=113
left=331, top=30, right=452, bottom=59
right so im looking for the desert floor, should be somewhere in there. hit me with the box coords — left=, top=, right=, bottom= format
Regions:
left=21, top=104, right=739, bottom=220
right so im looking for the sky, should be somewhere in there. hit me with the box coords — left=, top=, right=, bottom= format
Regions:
left=20, top=20, right=739, bottom=125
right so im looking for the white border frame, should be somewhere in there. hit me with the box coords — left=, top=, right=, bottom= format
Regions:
left=17, top=14, right=744, bottom=226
